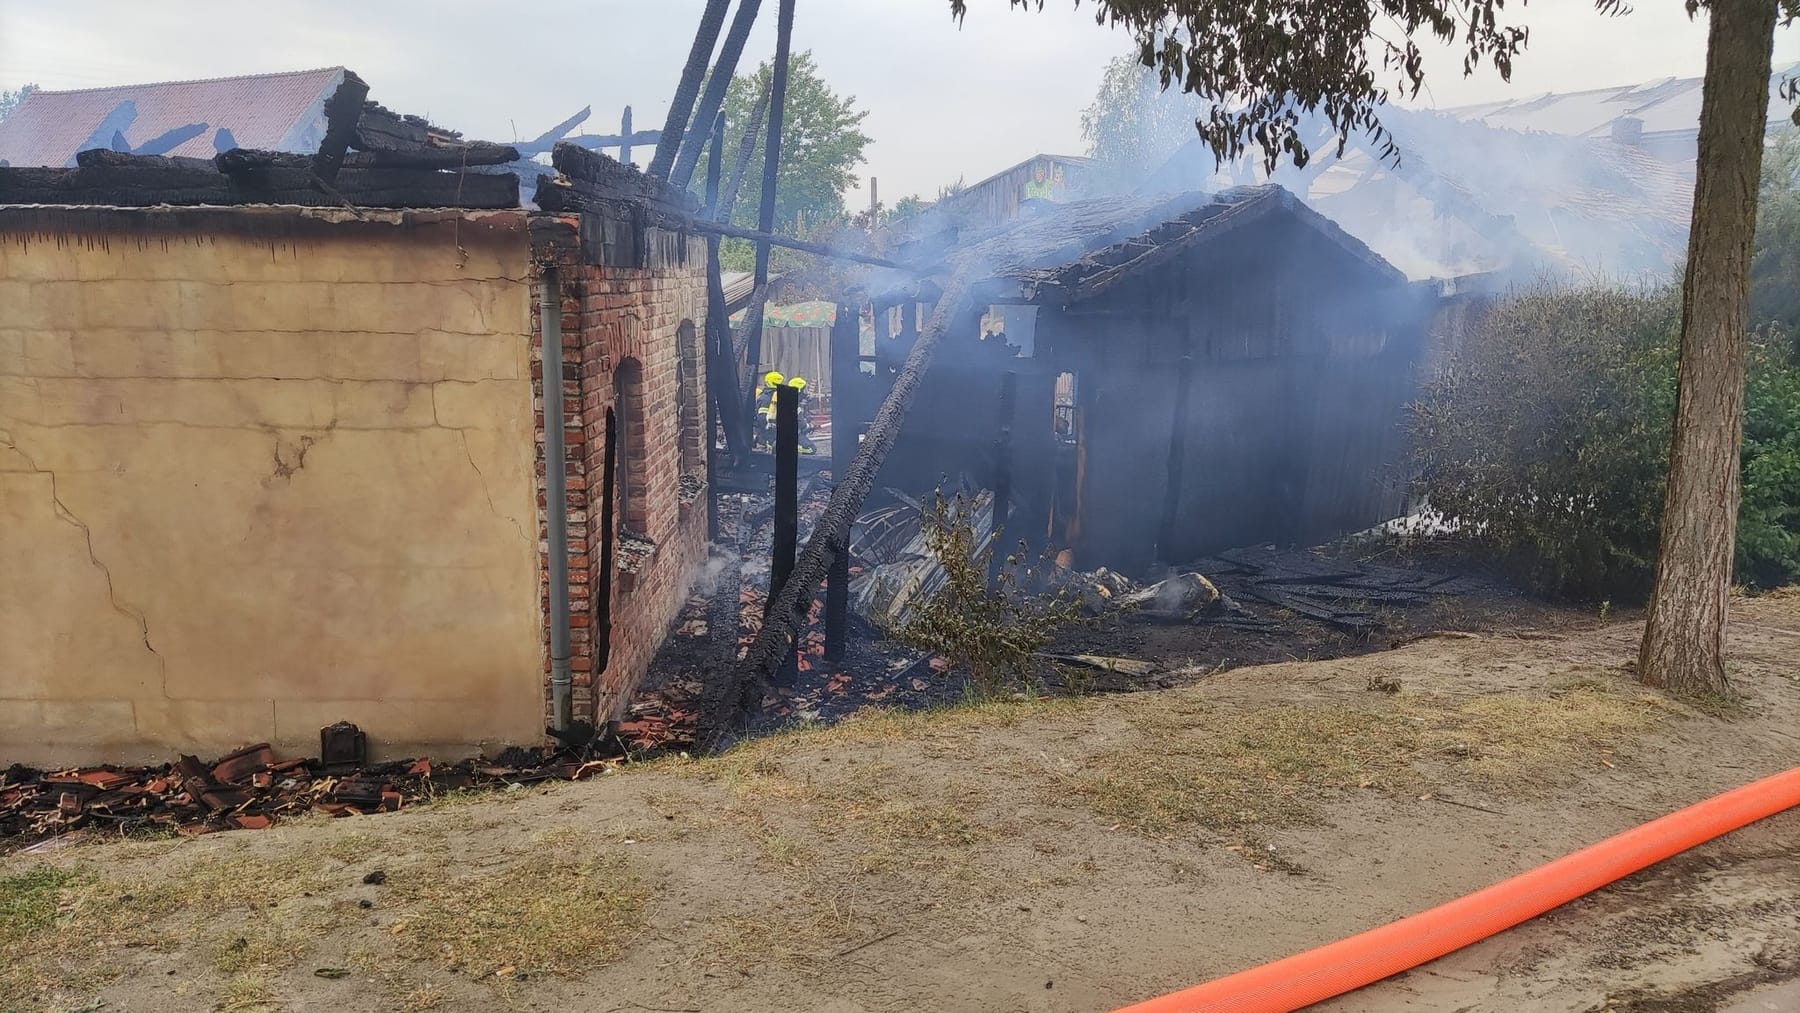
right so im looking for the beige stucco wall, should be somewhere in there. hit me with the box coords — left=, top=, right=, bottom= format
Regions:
left=0, top=208, right=545, bottom=765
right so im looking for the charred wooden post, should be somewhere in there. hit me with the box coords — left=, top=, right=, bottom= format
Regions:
left=737, top=278, right=974, bottom=701
left=671, top=0, right=767, bottom=191
left=704, top=111, right=726, bottom=535
left=770, top=385, right=800, bottom=619
left=825, top=301, right=860, bottom=661
left=312, top=71, right=369, bottom=182
left=870, top=299, right=892, bottom=374
left=649, top=0, right=730, bottom=180
left=741, top=0, right=796, bottom=433
left=597, top=406, right=619, bottom=674
left=618, top=106, right=635, bottom=168
left=989, top=369, right=1018, bottom=584
left=704, top=113, right=749, bottom=469
left=1156, top=354, right=1195, bottom=565
left=718, top=80, right=769, bottom=220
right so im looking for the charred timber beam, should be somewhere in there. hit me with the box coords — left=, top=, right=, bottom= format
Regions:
left=718, top=80, right=769, bottom=220
left=551, top=142, right=698, bottom=211
left=669, top=0, right=767, bottom=191
left=735, top=277, right=973, bottom=700
left=0, top=164, right=518, bottom=209
left=532, top=170, right=912, bottom=272
left=76, top=149, right=216, bottom=171
left=693, top=218, right=911, bottom=270
left=770, top=385, right=800, bottom=622
left=217, top=144, right=519, bottom=173
left=825, top=300, right=859, bottom=662
left=562, top=130, right=662, bottom=151
left=649, top=0, right=731, bottom=180
left=352, top=105, right=431, bottom=152
left=313, top=71, right=371, bottom=182
left=517, top=107, right=591, bottom=157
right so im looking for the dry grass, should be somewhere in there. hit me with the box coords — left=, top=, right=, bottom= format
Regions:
left=1066, top=700, right=1421, bottom=833
left=384, top=830, right=648, bottom=977
left=217, top=971, right=279, bottom=1012
left=0, top=844, right=348, bottom=1009
left=1066, top=678, right=1671, bottom=836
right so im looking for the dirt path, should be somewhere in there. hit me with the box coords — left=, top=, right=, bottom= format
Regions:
left=5, top=595, right=1797, bottom=1013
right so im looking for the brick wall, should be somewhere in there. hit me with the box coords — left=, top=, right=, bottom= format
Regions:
left=532, top=219, right=710, bottom=726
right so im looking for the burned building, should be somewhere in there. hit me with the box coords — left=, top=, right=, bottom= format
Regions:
left=871, top=185, right=1422, bottom=575
left=0, top=80, right=711, bottom=764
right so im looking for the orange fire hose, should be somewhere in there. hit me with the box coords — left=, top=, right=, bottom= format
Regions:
left=1112, top=766, right=1800, bottom=1013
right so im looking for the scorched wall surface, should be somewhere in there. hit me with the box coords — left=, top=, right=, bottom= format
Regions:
left=0, top=207, right=544, bottom=765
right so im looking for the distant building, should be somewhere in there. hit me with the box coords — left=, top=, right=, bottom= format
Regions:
left=1144, top=67, right=1797, bottom=282
left=0, top=67, right=346, bottom=167
left=1438, top=63, right=1798, bottom=163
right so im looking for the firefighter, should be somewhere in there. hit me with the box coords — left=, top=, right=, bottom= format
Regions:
left=786, top=376, right=816, bottom=455
left=753, top=370, right=784, bottom=447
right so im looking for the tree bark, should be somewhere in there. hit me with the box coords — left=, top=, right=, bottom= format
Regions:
left=1637, top=0, right=1778, bottom=696
left=647, top=0, right=731, bottom=181
left=669, top=0, right=767, bottom=192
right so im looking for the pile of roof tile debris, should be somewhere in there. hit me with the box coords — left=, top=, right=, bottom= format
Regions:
left=1, top=723, right=622, bottom=849
left=616, top=680, right=702, bottom=752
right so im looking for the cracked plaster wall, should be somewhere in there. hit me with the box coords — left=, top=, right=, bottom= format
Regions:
left=0, top=212, right=545, bottom=765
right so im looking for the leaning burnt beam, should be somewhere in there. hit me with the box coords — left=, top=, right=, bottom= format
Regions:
left=313, top=71, right=371, bottom=182
left=533, top=171, right=911, bottom=272
left=0, top=164, right=518, bottom=209
left=734, top=276, right=976, bottom=701
left=694, top=218, right=913, bottom=271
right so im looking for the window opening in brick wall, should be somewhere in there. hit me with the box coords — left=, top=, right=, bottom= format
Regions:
left=613, top=358, right=649, bottom=539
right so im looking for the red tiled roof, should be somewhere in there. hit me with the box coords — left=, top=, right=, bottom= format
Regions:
left=0, top=67, right=346, bottom=167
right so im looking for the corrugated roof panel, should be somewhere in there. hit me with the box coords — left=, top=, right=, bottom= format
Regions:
left=0, top=67, right=345, bottom=167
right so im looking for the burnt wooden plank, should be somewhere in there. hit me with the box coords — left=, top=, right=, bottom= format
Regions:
left=219, top=145, right=520, bottom=173
left=76, top=149, right=217, bottom=171
left=0, top=163, right=517, bottom=209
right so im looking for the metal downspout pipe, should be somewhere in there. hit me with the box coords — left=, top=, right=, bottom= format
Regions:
left=540, top=264, right=574, bottom=734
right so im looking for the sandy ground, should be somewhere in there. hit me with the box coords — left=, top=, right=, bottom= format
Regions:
left=4, top=594, right=1797, bottom=1013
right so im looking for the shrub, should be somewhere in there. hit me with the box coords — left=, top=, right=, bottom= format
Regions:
left=1411, top=283, right=1800, bottom=599
left=892, top=492, right=1083, bottom=691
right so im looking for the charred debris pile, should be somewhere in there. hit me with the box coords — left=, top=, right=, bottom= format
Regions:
left=1, top=724, right=631, bottom=849
left=0, top=71, right=522, bottom=209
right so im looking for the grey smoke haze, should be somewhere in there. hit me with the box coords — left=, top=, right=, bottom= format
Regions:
left=1, top=0, right=1792, bottom=208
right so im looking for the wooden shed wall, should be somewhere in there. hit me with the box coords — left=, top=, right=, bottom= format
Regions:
left=1041, top=218, right=1424, bottom=572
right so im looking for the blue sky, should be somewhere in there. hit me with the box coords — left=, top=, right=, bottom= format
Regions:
left=1, top=1, right=1793, bottom=203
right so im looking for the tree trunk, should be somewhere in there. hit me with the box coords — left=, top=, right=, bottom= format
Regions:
left=647, top=0, right=730, bottom=181
left=1637, top=0, right=1778, bottom=696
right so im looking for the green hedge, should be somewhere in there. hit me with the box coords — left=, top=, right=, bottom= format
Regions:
left=1411, top=284, right=1800, bottom=599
